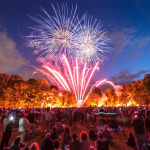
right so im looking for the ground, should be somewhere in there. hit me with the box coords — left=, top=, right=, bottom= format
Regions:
left=0, top=121, right=139, bottom=150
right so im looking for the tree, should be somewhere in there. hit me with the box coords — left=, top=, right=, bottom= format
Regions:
left=50, top=85, right=59, bottom=91
left=0, top=73, right=11, bottom=106
left=119, top=90, right=128, bottom=106
left=92, top=87, right=102, bottom=97
left=140, top=79, right=150, bottom=105
left=132, top=80, right=142, bottom=105
left=24, top=78, right=51, bottom=107
left=86, top=87, right=102, bottom=106
left=105, top=88, right=117, bottom=106
left=61, top=90, right=76, bottom=107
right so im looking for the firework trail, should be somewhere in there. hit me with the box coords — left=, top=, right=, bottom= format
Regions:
left=83, top=79, right=115, bottom=103
left=34, top=55, right=98, bottom=101
left=34, top=55, right=114, bottom=103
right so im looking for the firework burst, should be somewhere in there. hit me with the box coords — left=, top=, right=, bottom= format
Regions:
left=27, top=3, right=80, bottom=62
left=76, top=15, right=111, bottom=66
left=28, top=4, right=111, bottom=64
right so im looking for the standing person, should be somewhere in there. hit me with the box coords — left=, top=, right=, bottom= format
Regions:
left=79, top=131, right=90, bottom=150
left=18, top=113, right=29, bottom=142
left=89, top=125, right=97, bottom=140
left=57, top=109, right=61, bottom=121
left=55, top=119, right=63, bottom=133
left=51, top=109, right=55, bottom=127
left=1, top=108, right=7, bottom=125
left=69, top=108, right=72, bottom=125
left=90, top=111, right=95, bottom=125
left=1, top=112, right=13, bottom=150
left=42, top=107, right=52, bottom=137
left=102, top=125, right=112, bottom=142
left=27, top=110, right=36, bottom=138
left=95, top=132, right=109, bottom=150
left=80, top=110, right=84, bottom=125
left=86, top=111, right=90, bottom=128
left=145, top=113, right=150, bottom=139
left=132, top=113, right=147, bottom=150
left=69, top=133, right=80, bottom=150
left=73, top=109, right=78, bottom=123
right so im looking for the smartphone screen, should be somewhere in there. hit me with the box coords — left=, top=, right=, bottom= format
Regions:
left=134, top=115, right=137, bottom=118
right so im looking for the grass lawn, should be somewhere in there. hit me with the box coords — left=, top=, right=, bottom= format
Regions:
left=0, top=121, right=138, bottom=150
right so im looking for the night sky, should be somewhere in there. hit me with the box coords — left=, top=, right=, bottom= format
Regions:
left=0, top=0, right=150, bottom=89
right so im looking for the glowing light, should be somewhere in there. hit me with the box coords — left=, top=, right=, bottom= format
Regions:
left=98, top=104, right=102, bottom=107
left=59, top=92, right=63, bottom=97
left=76, top=100, right=84, bottom=107
left=116, top=104, right=120, bottom=107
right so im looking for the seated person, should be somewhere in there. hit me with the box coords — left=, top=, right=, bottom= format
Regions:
left=63, top=126, right=71, bottom=145
left=126, top=132, right=136, bottom=147
left=69, top=133, right=80, bottom=150
left=40, top=133, right=53, bottom=150
left=80, top=131, right=90, bottom=150
left=4, top=148, right=11, bottom=150
left=102, top=125, right=112, bottom=142
left=29, top=142, right=39, bottom=150
left=10, top=136, right=26, bottom=150
left=50, top=126, right=59, bottom=141
left=109, top=118, right=118, bottom=130
left=89, top=125, right=97, bottom=140
left=53, top=139, right=61, bottom=150
left=95, top=132, right=109, bottom=150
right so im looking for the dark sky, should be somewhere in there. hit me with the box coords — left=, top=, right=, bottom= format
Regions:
left=0, top=0, right=150, bottom=89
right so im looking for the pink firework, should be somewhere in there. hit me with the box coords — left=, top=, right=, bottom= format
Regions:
left=83, top=79, right=115, bottom=103
left=35, top=54, right=114, bottom=104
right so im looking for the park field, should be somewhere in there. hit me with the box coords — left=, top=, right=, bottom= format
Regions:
left=0, top=121, right=138, bottom=150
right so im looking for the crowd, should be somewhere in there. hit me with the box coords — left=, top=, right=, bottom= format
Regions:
left=0, top=106, right=150, bottom=150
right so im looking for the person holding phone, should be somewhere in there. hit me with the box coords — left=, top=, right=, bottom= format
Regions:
left=1, top=112, right=13, bottom=150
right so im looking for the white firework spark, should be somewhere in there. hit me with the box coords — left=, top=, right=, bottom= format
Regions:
left=27, top=3, right=80, bottom=62
left=76, top=15, right=111, bottom=66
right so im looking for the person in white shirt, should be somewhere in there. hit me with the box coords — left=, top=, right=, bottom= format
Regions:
left=42, top=107, right=52, bottom=137
left=18, top=113, right=29, bottom=142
